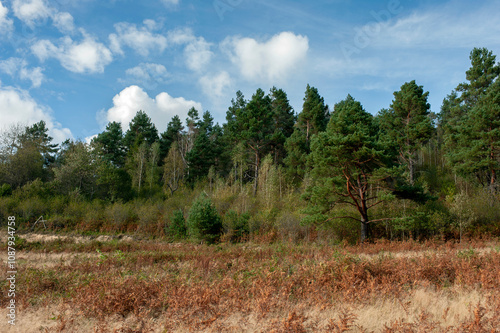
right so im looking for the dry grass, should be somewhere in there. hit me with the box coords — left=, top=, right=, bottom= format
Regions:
left=0, top=236, right=499, bottom=332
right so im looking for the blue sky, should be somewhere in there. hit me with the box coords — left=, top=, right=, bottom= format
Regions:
left=0, top=0, right=499, bottom=143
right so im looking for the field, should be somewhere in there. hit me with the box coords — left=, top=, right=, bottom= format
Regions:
left=1, top=233, right=499, bottom=332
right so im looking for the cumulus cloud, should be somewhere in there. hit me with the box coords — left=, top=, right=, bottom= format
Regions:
left=120, top=63, right=170, bottom=89
left=0, top=57, right=44, bottom=88
left=199, top=71, right=231, bottom=101
left=223, top=31, right=309, bottom=83
left=125, top=63, right=169, bottom=81
left=168, top=28, right=213, bottom=72
left=31, top=31, right=113, bottom=74
left=184, top=38, right=213, bottom=72
left=12, top=0, right=75, bottom=33
left=0, top=1, right=14, bottom=34
left=100, top=85, right=202, bottom=131
left=109, top=20, right=168, bottom=57
left=52, top=11, right=75, bottom=33
left=0, top=85, right=72, bottom=143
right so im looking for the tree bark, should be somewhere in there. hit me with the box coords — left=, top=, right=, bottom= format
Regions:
left=360, top=214, right=370, bottom=243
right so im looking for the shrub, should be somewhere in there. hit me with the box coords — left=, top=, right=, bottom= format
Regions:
left=0, top=183, right=12, bottom=197
left=135, top=200, right=160, bottom=230
left=105, top=202, right=133, bottom=230
left=276, top=211, right=308, bottom=243
left=223, top=210, right=249, bottom=242
left=18, top=197, right=47, bottom=224
left=169, top=209, right=187, bottom=239
left=187, top=193, right=222, bottom=244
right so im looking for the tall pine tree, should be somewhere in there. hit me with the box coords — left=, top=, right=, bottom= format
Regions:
left=284, top=84, right=329, bottom=182
left=378, top=80, right=434, bottom=185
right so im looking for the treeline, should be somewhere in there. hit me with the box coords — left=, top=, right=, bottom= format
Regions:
left=0, top=47, right=499, bottom=243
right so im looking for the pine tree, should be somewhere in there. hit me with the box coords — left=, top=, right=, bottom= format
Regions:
left=306, top=95, right=389, bottom=242
left=443, top=48, right=500, bottom=189
left=378, top=80, right=434, bottom=185
left=284, top=84, right=329, bottom=182
left=186, top=111, right=217, bottom=184
left=93, top=121, right=126, bottom=167
left=123, top=110, right=159, bottom=151
left=159, top=115, right=183, bottom=163
left=269, top=87, right=295, bottom=165
left=21, top=120, right=58, bottom=167
left=238, top=88, right=275, bottom=194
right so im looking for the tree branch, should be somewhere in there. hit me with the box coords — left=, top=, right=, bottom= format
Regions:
left=325, top=216, right=361, bottom=223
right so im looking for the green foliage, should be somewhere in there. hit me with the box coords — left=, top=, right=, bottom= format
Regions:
left=123, top=110, right=159, bottom=150
left=159, top=115, right=183, bottom=162
left=223, top=210, right=249, bottom=242
left=442, top=47, right=500, bottom=189
left=105, top=202, right=134, bottom=229
left=269, top=87, right=295, bottom=164
left=187, top=193, right=223, bottom=244
left=54, top=141, right=103, bottom=198
left=186, top=111, right=218, bottom=184
left=284, top=84, right=329, bottom=182
left=306, top=94, right=389, bottom=242
left=169, top=209, right=187, bottom=239
left=92, top=121, right=126, bottom=167
left=1, top=53, right=499, bottom=242
left=21, top=120, right=58, bottom=167
left=378, top=80, right=434, bottom=184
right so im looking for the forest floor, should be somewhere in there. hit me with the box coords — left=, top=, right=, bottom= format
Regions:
left=0, top=232, right=499, bottom=332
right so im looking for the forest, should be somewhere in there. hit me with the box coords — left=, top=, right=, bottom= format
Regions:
left=0, top=47, right=499, bottom=244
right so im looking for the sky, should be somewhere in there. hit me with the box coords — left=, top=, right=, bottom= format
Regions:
left=0, top=0, right=499, bottom=143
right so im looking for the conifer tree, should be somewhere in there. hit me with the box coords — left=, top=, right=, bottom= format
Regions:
left=159, top=115, right=183, bottom=162
left=284, top=84, right=329, bottom=182
left=269, top=87, right=295, bottom=165
left=93, top=121, right=126, bottom=167
left=378, top=80, right=434, bottom=185
left=123, top=110, right=159, bottom=151
left=306, top=95, right=389, bottom=242
left=442, top=48, right=500, bottom=189
left=238, top=88, right=275, bottom=194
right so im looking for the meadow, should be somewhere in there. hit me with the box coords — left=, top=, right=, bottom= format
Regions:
left=1, top=233, right=499, bottom=332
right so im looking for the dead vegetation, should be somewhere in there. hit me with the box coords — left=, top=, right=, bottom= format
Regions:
left=1, top=238, right=499, bottom=332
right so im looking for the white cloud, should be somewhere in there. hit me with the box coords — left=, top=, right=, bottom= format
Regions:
left=184, top=38, right=213, bottom=72
left=224, top=31, right=309, bottom=83
left=0, top=58, right=44, bottom=88
left=199, top=71, right=231, bottom=101
left=167, top=28, right=213, bottom=72
left=109, top=21, right=168, bottom=57
left=120, top=63, right=170, bottom=89
left=12, top=0, right=75, bottom=33
left=52, top=11, right=75, bottom=33
left=12, top=0, right=51, bottom=28
left=31, top=31, right=113, bottom=74
left=359, top=1, right=500, bottom=50
left=100, top=85, right=202, bottom=131
left=85, top=134, right=97, bottom=144
left=0, top=85, right=72, bottom=143
left=0, top=1, right=14, bottom=34
left=167, top=27, right=194, bottom=44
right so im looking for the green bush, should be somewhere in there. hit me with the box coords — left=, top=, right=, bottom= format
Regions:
left=223, top=210, right=249, bottom=242
left=187, top=193, right=222, bottom=244
left=0, top=184, right=12, bottom=197
left=169, top=209, right=187, bottom=239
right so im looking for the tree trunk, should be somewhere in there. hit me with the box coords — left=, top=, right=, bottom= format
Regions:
left=409, top=155, right=414, bottom=185
left=360, top=215, right=370, bottom=243
left=253, top=152, right=260, bottom=196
